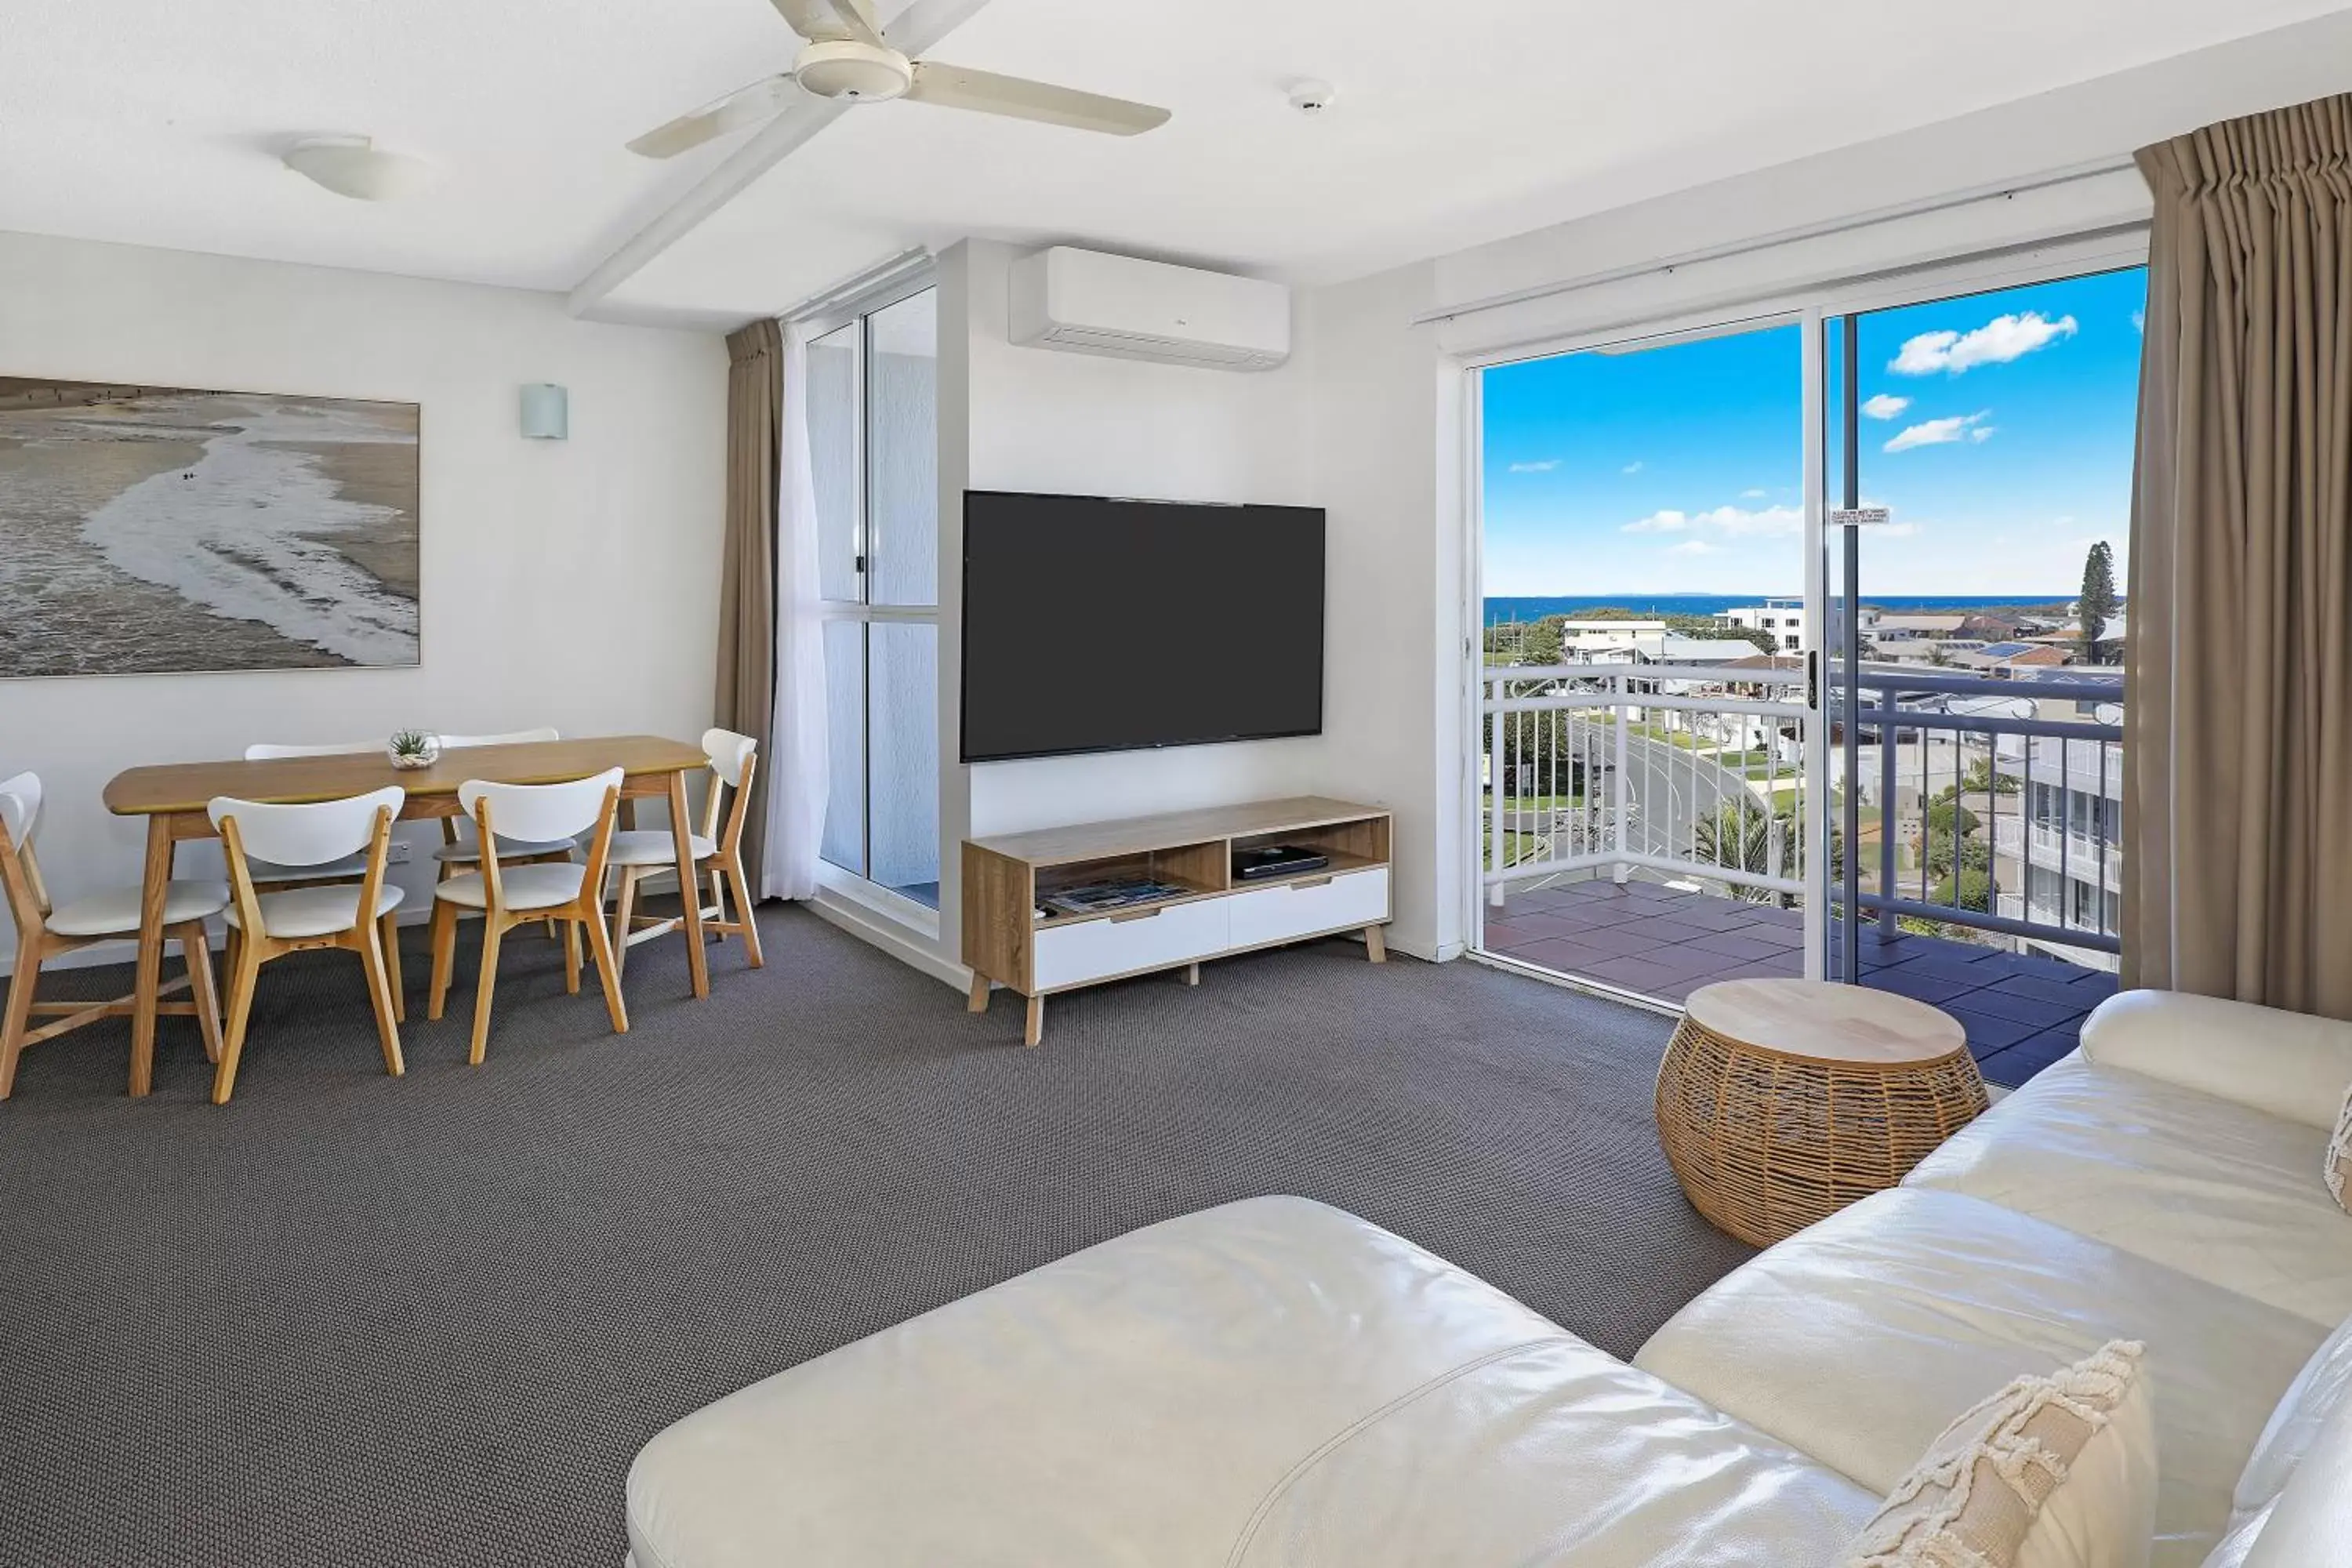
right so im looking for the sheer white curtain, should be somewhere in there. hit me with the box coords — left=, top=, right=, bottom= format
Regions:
left=761, top=319, right=829, bottom=901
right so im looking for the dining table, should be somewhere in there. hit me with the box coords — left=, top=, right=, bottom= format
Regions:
left=102, top=734, right=715, bottom=1095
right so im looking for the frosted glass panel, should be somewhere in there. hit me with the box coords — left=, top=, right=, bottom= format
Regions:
left=867, top=622, right=939, bottom=905
left=808, top=322, right=861, bottom=604
left=866, top=289, right=938, bottom=608
left=819, top=618, right=865, bottom=876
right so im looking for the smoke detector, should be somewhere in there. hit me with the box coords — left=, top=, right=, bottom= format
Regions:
left=1287, top=79, right=1335, bottom=115
left=282, top=136, right=437, bottom=201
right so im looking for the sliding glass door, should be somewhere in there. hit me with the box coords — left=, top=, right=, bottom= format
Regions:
left=808, top=282, right=942, bottom=910
left=1472, top=249, right=2144, bottom=1084
left=1474, top=318, right=1819, bottom=1004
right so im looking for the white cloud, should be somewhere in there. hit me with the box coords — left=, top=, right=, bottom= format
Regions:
left=1883, top=411, right=1992, bottom=452
left=2131, top=309, right=2145, bottom=334
left=1668, top=539, right=1720, bottom=556
left=1740, top=487, right=1769, bottom=499
left=1969, top=425, right=1996, bottom=444
left=1860, top=394, right=1911, bottom=420
left=1889, top=311, right=2078, bottom=376
left=1622, top=460, right=1643, bottom=474
left=1623, top=503, right=1802, bottom=537
left=1507, top=458, right=1561, bottom=473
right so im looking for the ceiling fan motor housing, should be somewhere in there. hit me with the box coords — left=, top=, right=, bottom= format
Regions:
left=794, top=39, right=914, bottom=102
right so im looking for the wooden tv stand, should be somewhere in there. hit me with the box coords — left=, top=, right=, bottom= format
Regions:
left=962, top=797, right=1393, bottom=1046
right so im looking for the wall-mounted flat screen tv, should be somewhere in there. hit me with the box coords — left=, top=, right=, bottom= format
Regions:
left=960, top=490, right=1325, bottom=764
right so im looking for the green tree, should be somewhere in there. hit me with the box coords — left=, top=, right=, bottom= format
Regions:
left=2078, top=540, right=2119, bottom=663
left=1960, top=757, right=2019, bottom=796
left=1933, top=866, right=1994, bottom=913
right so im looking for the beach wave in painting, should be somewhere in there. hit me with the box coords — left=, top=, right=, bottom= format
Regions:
left=0, top=380, right=420, bottom=678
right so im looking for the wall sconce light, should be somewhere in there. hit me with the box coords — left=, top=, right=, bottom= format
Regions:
left=520, top=383, right=568, bottom=440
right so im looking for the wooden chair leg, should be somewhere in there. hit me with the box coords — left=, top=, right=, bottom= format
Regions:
left=0, top=938, right=39, bottom=1101
left=379, top=912, right=405, bottom=1023
left=701, top=860, right=729, bottom=945
left=178, top=920, right=223, bottom=1065
left=212, top=939, right=263, bottom=1106
left=610, top=867, right=639, bottom=983
left=356, top=924, right=405, bottom=1078
left=428, top=901, right=457, bottom=1022
left=468, top=916, right=506, bottom=1066
left=562, top=916, right=582, bottom=995
left=582, top=902, right=630, bottom=1035
left=729, top=854, right=764, bottom=969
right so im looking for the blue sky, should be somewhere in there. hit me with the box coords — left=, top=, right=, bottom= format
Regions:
left=1480, top=267, right=2147, bottom=597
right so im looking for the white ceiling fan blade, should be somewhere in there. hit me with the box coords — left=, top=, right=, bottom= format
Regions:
left=904, top=62, right=1169, bottom=136
left=876, top=0, right=993, bottom=58
left=627, top=74, right=800, bottom=158
left=771, top=0, right=883, bottom=45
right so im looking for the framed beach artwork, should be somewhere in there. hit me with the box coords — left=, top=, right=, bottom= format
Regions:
left=0, top=378, right=419, bottom=677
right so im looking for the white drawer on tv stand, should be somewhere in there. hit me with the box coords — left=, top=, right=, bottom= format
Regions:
left=1032, top=898, right=1231, bottom=991
left=1029, top=867, right=1390, bottom=993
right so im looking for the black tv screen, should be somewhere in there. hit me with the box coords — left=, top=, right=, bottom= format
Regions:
left=960, top=491, right=1325, bottom=764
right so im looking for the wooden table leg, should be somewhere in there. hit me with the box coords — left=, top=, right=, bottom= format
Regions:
left=966, top=972, right=990, bottom=1012
left=669, top=771, right=710, bottom=1000
left=1363, top=924, right=1388, bottom=964
left=128, top=814, right=173, bottom=1096
left=1023, top=993, right=1043, bottom=1047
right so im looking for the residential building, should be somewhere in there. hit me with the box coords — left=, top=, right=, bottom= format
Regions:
left=1723, top=597, right=1807, bottom=652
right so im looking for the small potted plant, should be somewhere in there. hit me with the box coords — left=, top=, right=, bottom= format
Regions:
left=386, top=729, right=442, bottom=770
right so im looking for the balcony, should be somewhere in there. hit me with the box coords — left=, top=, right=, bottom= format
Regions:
left=1484, top=878, right=2115, bottom=1087
left=1480, top=661, right=2124, bottom=1090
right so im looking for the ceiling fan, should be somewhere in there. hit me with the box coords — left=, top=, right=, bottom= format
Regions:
left=628, top=0, right=1170, bottom=159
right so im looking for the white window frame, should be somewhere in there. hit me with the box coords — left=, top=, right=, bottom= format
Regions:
left=802, top=269, right=943, bottom=934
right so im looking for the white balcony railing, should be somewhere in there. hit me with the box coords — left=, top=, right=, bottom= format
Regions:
left=1481, top=662, right=1811, bottom=902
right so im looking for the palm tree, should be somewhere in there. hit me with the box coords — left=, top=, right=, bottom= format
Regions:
left=1693, top=800, right=1788, bottom=905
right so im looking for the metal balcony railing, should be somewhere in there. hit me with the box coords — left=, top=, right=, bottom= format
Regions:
left=1479, top=658, right=2124, bottom=959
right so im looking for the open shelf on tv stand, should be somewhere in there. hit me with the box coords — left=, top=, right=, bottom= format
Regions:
left=962, top=797, right=1394, bottom=1046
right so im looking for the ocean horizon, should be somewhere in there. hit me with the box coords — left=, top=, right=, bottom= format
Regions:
left=1484, top=592, right=2071, bottom=625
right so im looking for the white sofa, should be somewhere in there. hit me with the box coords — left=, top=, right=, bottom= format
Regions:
left=625, top=989, right=2352, bottom=1567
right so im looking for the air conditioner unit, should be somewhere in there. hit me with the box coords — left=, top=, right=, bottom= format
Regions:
left=1010, top=246, right=1290, bottom=371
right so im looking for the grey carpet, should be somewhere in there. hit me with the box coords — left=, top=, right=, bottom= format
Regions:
left=0, top=906, right=1749, bottom=1568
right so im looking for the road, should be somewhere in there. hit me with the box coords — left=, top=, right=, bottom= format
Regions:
left=1499, top=733, right=1759, bottom=868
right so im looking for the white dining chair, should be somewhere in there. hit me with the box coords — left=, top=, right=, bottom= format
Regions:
left=601, top=728, right=764, bottom=978
left=241, top=739, right=383, bottom=885
left=428, top=768, right=626, bottom=1065
left=210, top=785, right=406, bottom=1105
left=0, top=771, right=226, bottom=1098
left=430, top=729, right=579, bottom=875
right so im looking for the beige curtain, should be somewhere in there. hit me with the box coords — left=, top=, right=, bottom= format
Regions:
left=716, top=319, right=782, bottom=884
left=2124, top=93, right=2352, bottom=1014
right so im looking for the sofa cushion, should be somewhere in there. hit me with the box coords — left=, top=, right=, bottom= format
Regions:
left=2077, top=989, right=2352, bottom=1132
left=628, top=1196, right=1871, bottom=1568
left=1229, top=1337, right=1875, bottom=1566
left=1842, top=1340, right=2155, bottom=1568
left=1902, top=1054, right=2352, bottom=1328
left=2241, top=1398, right=2352, bottom=1566
left=2233, top=1307, right=2352, bottom=1516
left=1634, top=1188, right=2321, bottom=1567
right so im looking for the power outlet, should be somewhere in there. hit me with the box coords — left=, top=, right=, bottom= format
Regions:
left=386, top=840, right=413, bottom=865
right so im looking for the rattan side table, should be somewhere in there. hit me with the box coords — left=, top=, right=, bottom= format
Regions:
left=1656, top=978, right=1988, bottom=1247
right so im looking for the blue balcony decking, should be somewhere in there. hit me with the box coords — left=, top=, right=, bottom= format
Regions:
left=1484, top=880, right=2116, bottom=1088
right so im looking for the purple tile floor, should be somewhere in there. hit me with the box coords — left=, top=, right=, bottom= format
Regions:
left=1483, top=878, right=2116, bottom=1089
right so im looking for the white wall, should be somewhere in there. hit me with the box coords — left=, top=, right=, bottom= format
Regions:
left=1305, top=261, right=1465, bottom=963
left=0, top=230, right=726, bottom=971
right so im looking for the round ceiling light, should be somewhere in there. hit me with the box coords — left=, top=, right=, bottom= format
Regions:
left=282, top=136, right=437, bottom=201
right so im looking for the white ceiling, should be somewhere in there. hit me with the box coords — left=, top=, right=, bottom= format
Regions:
left=5, top=0, right=2346, bottom=328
